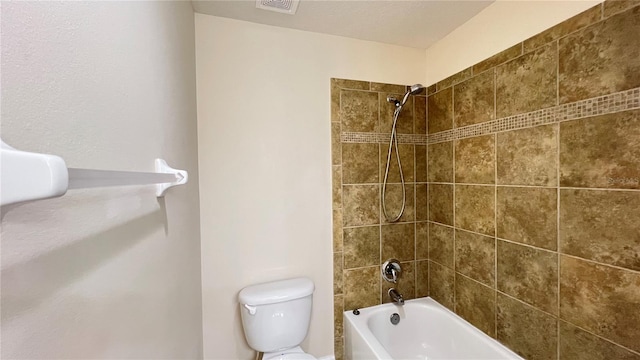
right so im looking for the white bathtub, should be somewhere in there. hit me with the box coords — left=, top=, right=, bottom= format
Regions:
left=343, top=297, right=522, bottom=360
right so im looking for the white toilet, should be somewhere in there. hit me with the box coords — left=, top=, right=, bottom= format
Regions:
left=239, top=277, right=318, bottom=360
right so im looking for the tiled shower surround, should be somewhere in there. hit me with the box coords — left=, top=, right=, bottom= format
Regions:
left=331, top=1, right=640, bottom=359
left=330, top=78, right=429, bottom=359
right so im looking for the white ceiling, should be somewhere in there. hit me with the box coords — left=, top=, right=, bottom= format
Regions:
left=191, top=0, right=494, bottom=49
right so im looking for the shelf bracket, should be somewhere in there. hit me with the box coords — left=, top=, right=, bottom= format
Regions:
left=155, top=159, right=188, bottom=197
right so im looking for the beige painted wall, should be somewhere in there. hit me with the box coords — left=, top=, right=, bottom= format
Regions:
left=1, top=2, right=202, bottom=358
left=425, top=0, right=603, bottom=84
left=195, top=14, right=425, bottom=359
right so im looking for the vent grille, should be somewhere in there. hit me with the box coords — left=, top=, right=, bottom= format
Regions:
left=256, top=0, right=299, bottom=14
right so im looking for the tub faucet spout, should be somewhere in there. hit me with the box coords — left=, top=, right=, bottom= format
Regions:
left=388, top=288, right=404, bottom=305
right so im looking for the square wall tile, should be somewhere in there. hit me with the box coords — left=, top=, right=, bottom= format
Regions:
left=454, top=70, right=496, bottom=128
left=560, top=189, right=640, bottom=271
left=428, top=184, right=454, bottom=226
left=429, top=261, right=455, bottom=310
left=560, top=256, right=640, bottom=352
left=415, top=145, right=427, bottom=183
left=455, top=134, right=495, bottom=184
left=415, top=96, right=427, bottom=134
left=437, top=67, right=473, bottom=90
left=523, top=4, right=601, bottom=53
left=416, top=260, right=429, bottom=298
left=332, top=165, right=342, bottom=210
left=340, top=90, right=379, bottom=132
left=604, top=0, right=640, bottom=18
left=331, top=122, right=341, bottom=165
left=559, top=6, right=640, bottom=104
left=371, top=82, right=405, bottom=93
left=455, top=185, right=495, bottom=236
left=416, top=222, right=428, bottom=260
left=559, top=321, right=640, bottom=360
left=334, top=252, right=343, bottom=294
left=455, top=230, right=496, bottom=287
left=331, top=81, right=341, bottom=123
left=342, top=143, right=379, bottom=184
left=497, top=293, right=558, bottom=360
left=496, top=42, right=557, bottom=118
left=332, top=78, right=370, bottom=91
left=415, top=184, right=428, bottom=221
left=343, top=185, right=379, bottom=226
left=428, top=222, right=454, bottom=268
left=473, top=43, right=523, bottom=75
left=344, top=266, right=380, bottom=310
left=560, top=109, right=640, bottom=189
left=343, top=226, right=380, bottom=269
left=333, top=295, right=344, bottom=340
left=380, top=93, right=414, bottom=134
left=497, top=124, right=558, bottom=186
left=428, top=141, right=453, bottom=183
left=381, top=223, right=415, bottom=262
left=334, top=337, right=344, bottom=360
left=497, top=186, right=558, bottom=250
left=455, top=274, right=496, bottom=337
left=497, top=240, right=558, bottom=314
left=381, top=184, right=414, bottom=224
left=428, top=88, right=453, bottom=134
left=333, top=208, right=343, bottom=252
left=380, top=143, right=414, bottom=183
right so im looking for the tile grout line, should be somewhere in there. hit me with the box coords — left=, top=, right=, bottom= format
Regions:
left=561, top=253, right=640, bottom=275
left=428, top=218, right=640, bottom=273
left=556, top=39, right=560, bottom=108
left=344, top=181, right=640, bottom=193
left=492, top=65, right=500, bottom=338
left=495, top=284, right=640, bottom=357
left=555, top=41, right=562, bottom=358
left=427, top=220, right=640, bottom=274
left=342, top=220, right=429, bottom=230
left=494, top=131, right=498, bottom=338
left=451, top=100, right=457, bottom=314
left=558, top=318, right=640, bottom=357
left=337, top=86, right=345, bottom=358
left=413, top=117, right=418, bottom=297
left=413, top=111, right=420, bottom=299
left=378, top=137, right=383, bottom=306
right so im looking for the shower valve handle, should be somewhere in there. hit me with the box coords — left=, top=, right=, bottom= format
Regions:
left=382, top=259, right=402, bottom=283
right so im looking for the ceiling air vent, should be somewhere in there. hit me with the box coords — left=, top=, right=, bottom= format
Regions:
left=256, top=0, right=299, bottom=15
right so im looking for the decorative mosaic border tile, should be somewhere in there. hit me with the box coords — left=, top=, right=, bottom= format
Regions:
left=428, top=87, right=640, bottom=144
left=340, top=132, right=428, bottom=145
left=341, top=87, right=640, bottom=144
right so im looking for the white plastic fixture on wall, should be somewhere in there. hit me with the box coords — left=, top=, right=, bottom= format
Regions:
left=0, top=139, right=188, bottom=207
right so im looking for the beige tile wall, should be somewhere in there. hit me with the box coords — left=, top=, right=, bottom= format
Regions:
left=425, top=2, right=640, bottom=360
left=331, top=2, right=640, bottom=360
left=331, top=79, right=428, bottom=360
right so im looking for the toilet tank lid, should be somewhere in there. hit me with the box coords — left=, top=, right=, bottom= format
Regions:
left=239, top=277, right=314, bottom=306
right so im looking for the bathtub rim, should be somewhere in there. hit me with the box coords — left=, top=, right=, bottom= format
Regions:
left=342, top=296, right=523, bottom=360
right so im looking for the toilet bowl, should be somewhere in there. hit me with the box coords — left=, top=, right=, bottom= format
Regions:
left=238, top=277, right=317, bottom=360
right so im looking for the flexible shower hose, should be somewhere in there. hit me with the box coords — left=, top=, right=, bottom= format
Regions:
left=382, top=105, right=406, bottom=222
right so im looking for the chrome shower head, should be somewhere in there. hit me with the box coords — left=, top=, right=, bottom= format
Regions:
left=409, top=83, right=425, bottom=95
left=400, top=83, right=425, bottom=106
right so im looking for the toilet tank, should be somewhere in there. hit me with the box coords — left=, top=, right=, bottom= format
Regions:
left=239, top=277, right=315, bottom=353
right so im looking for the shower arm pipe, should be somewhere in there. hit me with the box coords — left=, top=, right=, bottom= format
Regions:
left=0, top=139, right=188, bottom=207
